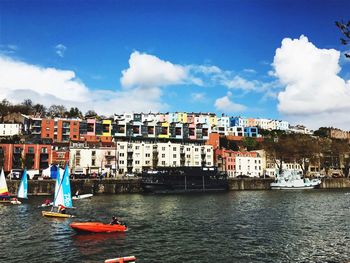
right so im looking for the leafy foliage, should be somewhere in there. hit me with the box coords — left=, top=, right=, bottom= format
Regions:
left=335, top=20, right=350, bottom=58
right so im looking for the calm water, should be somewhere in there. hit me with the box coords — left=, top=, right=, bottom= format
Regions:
left=1, top=190, right=350, bottom=263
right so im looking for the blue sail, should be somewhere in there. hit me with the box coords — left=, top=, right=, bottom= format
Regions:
left=18, top=169, right=28, bottom=199
left=53, top=166, right=62, bottom=206
left=61, top=165, right=73, bottom=208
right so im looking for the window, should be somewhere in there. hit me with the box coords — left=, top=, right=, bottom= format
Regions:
left=92, top=151, right=96, bottom=156
left=120, top=145, right=124, bottom=150
left=161, top=161, right=166, bottom=165
left=28, top=147, right=34, bottom=153
left=162, top=154, right=165, bottom=158
left=173, top=161, right=177, bottom=165
left=119, top=153, right=124, bottom=157
left=195, top=148, right=199, bottom=152
left=41, top=147, right=47, bottom=153
left=173, top=154, right=176, bottom=158
left=207, top=149, right=211, bottom=152
left=119, top=160, right=124, bottom=164
left=146, top=161, right=150, bottom=165
left=173, top=147, right=176, bottom=151
left=145, top=153, right=150, bottom=157
left=135, top=160, right=140, bottom=165
left=162, top=147, right=165, bottom=151
left=92, top=159, right=96, bottom=166
left=135, top=146, right=140, bottom=150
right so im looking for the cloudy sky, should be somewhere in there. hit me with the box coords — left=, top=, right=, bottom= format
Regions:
left=0, top=0, right=350, bottom=129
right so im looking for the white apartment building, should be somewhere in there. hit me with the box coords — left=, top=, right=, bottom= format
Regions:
left=227, top=126, right=244, bottom=136
left=235, top=155, right=263, bottom=177
left=70, top=146, right=117, bottom=175
left=116, top=141, right=214, bottom=174
left=217, top=116, right=230, bottom=127
left=0, top=123, right=22, bottom=136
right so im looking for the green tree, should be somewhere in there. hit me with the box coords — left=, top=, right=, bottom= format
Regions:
left=313, top=127, right=330, bottom=138
left=242, top=137, right=259, bottom=151
left=336, top=20, right=350, bottom=58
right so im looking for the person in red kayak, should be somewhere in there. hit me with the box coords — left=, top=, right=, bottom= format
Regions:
left=110, top=216, right=121, bottom=225
left=58, top=204, right=66, bottom=214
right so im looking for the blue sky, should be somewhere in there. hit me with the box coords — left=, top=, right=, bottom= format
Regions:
left=1, top=0, right=350, bottom=129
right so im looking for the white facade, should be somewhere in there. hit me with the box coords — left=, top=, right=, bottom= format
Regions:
left=227, top=126, right=244, bottom=136
left=217, top=116, right=230, bottom=127
left=235, top=156, right=263, bottom=177
left=0, top=123, right=22, bottom=136
left=116, top=141, right=214, bottom=174
left=70, top=147, right=117, bottom=175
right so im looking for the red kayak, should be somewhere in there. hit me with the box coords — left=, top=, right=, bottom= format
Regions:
left=70, top=222, right=128, bottom=233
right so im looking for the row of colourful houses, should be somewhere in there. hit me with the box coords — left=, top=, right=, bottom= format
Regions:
left=0, top=112, right=304, bottom=144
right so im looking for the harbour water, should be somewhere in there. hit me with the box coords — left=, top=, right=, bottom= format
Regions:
left=1, top=190, right=350, bottom=262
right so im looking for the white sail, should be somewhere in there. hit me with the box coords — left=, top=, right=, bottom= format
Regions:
left=0, top=168, right=9, bottom=196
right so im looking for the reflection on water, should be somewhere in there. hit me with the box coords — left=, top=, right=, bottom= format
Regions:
left=1, top=190, right=350, bottom=262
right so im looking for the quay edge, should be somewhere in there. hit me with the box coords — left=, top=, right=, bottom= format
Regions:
left=5, top=178, right=350, bottom=195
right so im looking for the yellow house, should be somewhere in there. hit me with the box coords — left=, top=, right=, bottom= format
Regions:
left=209, top=115, right=218, bottom=127
left=158, top=122, right=169, bottom=138
left=177, top=112, right=187, bottom=123
left=102, top=119, right=112, bottom=136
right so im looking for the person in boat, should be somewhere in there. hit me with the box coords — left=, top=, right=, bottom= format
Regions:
left=57, top=204, right=66, bottom=214
left=75, top=190, right=79, bottom=198
left=110, top=216, right=121, bottom=225
left=43, top=199, right=51, bottom=206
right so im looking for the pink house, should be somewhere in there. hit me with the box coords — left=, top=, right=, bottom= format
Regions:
left=87, top=119, right=96, bottom=135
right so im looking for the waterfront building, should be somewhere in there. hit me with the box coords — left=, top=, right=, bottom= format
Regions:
left=102, top=119, right=112, bottom=137
left=227, top=126, right=244, bottom=137
left=288, top=125, right=313, bottom=135
left=0, top=123, right=22, bottom=136
left=218, top=115, right=230, bottom=128
left=69, top=144, right=117, bottom=175
left=40, top=118, right=81, bottom=143
left=115, top=141, right=213, bottom=174
left=0, top=143, right=52, bottom=172
left=215, top=149, right=262, bottom=177
left=158, top=122, right=170, bottom=139
left=244, top=127, right=259, bottom=137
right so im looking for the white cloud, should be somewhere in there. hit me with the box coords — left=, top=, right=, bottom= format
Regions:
left=222, top=75, right=259, bottom=91
left=191, top=92, right=206, bottom=102
left=214, top=92, right=246, bottom=113
left=273, top=35, right=350, bottom=129
left=121, top=51, right=189, bottom=88
left=0, top=55, right=90, bottom=102
left=0, top=55, right=167, bottom=115
left=55, top=44, right=67, bottom=58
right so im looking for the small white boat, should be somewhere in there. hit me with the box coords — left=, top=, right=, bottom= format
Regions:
left=270, top=170, right=321, bottom=190
left=72, top=193, right=93, bottom=200
left=105, top=256, right=136, bottom=263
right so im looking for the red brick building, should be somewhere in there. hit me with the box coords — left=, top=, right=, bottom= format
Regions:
left=41, top=118, right=80, bottom=142
left=0, top=144, right=53, bottom=172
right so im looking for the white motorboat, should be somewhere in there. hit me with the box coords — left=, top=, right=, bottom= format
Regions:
left=270, top=170, right=321, bottom=190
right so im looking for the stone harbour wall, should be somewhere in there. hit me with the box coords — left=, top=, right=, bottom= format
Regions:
left=6, top=177, right=350, bottom=195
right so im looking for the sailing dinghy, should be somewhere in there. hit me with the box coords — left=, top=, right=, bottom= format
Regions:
left=11, top=169, right=28, bottom=205
left=42, top=165, right=75, bottom=218
left=0, top=168, right=11, bottom=204
left=72, top=193, right=93, bottom=200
